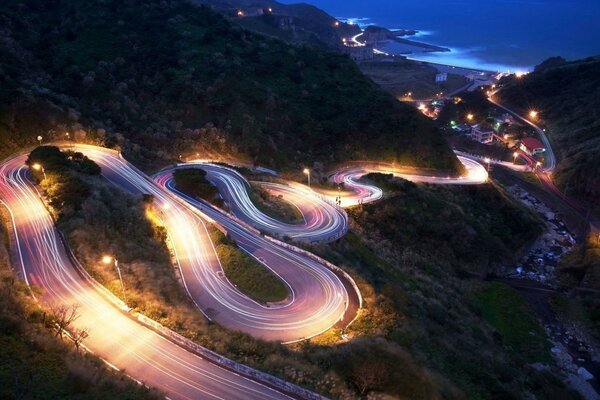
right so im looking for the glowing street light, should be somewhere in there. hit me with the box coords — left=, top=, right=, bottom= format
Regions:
left=513, top=151, right=519, bottom=164
left=467, top=113, right=474, bottom=121
left=102, top=255, right=127, bottom=304
left=529, top=110, right=539, bottom=119
left=303, top=168, right=311, bottom=188
left=334, top=21, right=340, bottom=27
left=36, top=135, right=43, bottom=146
left=32, top=163, right=46, bottom=180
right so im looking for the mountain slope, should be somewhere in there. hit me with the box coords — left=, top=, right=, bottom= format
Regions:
left=498, top=57, right=600, bottom=214
left=0, top=0, right=460, bottom=173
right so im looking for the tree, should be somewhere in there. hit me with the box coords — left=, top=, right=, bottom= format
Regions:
left=48, top=303, right=80, bottom=338
left=351, top=360, right=388, bottom=395
left=71, top=327, right=90, bottom=351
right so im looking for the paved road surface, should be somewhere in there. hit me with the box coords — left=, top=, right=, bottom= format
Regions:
left=0, top=154, right=294, bottom=400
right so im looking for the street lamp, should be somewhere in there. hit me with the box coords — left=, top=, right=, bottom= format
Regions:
left=467, top=113, right=474, bottom=121
left=32, top=163, right=46, bottom=180
left=36, top=135, right=43, bottom=146
left=483, top=157, right=491, bottom=172
left=303, top=168, right=311, bottom=188
left=529, top=110, right=538, bottom=120
left=102, top=256, right=127, bottom=304
left=513, top=152, right=519, bottom=164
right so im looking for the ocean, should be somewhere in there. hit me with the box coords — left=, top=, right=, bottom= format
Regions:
left=279, top=0, right=600, bottom=72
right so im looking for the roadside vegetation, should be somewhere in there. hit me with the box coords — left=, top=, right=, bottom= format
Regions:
left=0, top=0, right=461, bottom=173
left=172, top=168, right=223, bottom=207
left=208, top=226, right=288, bottom=303
left=26, top=146, right=207, bottom=333
left=0, top=211, right=161, bottom=399
left=248, top=183, right=304, bottom=224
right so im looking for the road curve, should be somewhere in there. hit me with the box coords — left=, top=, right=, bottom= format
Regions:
left=72, top=145, right=351, bottom=343
left=0, top=153, right=294, bottom=400
left=329, top=155, right=488, bottom=206
left=165, top=163, right=348, bottom=243
left=488, top=94, right=557, bottom=172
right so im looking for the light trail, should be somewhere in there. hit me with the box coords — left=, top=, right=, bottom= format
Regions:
left=328, top=155, right=488, bottom=206
left=0, top=154, right=295, bottom=400
left=61, top=145, right=353, bottom=343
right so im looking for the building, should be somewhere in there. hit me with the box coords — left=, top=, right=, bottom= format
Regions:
left=469, top=124, right=494, bottom=144
left=341, top=43, right=374, bottom=61
left=435, top=73, right=448, bottom=82
left=519, top=137, right=546, bottom=156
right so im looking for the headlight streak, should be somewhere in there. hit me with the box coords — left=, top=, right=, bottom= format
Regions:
left=0, top=153, right=294, bottom=400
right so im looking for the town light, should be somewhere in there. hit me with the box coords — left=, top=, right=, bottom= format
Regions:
left=102, top=255, right=114, bottom=264
left=529, top=110, right=538, bottom=119
left=36, top=135, right=43, bottom=146
left=334, top=21, right=340, bottom=27
left=513, top=152, right=519, bottom=164
left=467, top=113, right=474, bottom=121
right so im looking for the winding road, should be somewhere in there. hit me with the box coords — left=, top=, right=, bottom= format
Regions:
left=0, top=143, right=488, bottom=399
left=0, top=153, right=295, bottom=400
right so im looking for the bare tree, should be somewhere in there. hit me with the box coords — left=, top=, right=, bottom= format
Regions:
left=71, top=327, right=90, bottom=351
left=48, top=303, right=80, bottom=338
left=351, top=360, right=388, bottom=395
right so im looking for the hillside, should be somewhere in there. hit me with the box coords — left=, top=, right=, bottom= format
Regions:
left=0, top=0, right=460, bottom=173
left=198, top=0, right=360, bottom=47
left=497, top=57, right=600, bottom=215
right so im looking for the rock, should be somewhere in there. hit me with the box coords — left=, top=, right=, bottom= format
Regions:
left=577, top=367, right=594, bottom=380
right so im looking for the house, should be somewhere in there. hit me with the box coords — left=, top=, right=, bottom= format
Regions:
left=519, top=137, right=545, bottom=156
left=435, top=73, right=448, bottom=82
left=469, top=124, right=494, bottom=144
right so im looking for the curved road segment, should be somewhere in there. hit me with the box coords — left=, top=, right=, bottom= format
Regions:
left=329, top=155, right=488, bottom=207
left=161, top=163, right=348, bottom=243
left=75, top=145, right=351, bottom=344
left=0, top=154, right=293, bottom=400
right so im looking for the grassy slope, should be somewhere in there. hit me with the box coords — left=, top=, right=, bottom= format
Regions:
left=477, top=282, right=551, bottom=363
left=249, top=183, right=304, bottom=224
left=208, top=226, right=288, bottom=303
left=0, top=0, right=460, bottom=173
left=303, top=177, right=577, bottom=399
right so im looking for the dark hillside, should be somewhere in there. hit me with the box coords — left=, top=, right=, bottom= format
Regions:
left=0, top=0, right=460, bottom=173
left=498, top=57, right=600, bottom=214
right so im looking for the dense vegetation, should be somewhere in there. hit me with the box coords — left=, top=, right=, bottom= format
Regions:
left=0, top=0, right=460, bottom=173
left=303, top=177, right=576, bottom=399
left=498, top=57, right=600, bottom=215
left=249, top=183, right=304, bottom=224
left=0, top=212, right=160, bottom=399
left=208, top=226, right=289, bottom=303
left=173, top=168, right=223, bottom=206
